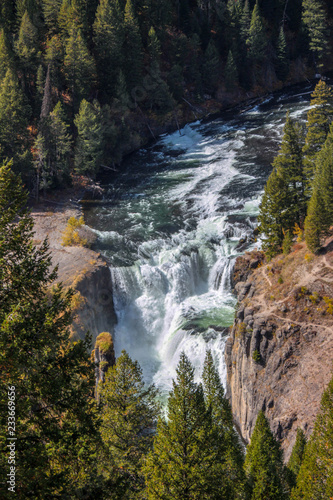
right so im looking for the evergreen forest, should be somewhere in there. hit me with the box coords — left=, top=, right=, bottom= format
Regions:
left=0, top=0, right=333, bottom=190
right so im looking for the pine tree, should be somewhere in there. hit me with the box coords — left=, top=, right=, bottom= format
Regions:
left=15, top=11, right=39, bottom=76
left=303, top=80, right=333, bottom=191
left=0, top=70, right=32, bottom=179
left=247, top=1, right=267, bottom=64
left=74, top=99, right=104, bottom=178
left=225, top=49, right=238, bottom=91
left=240, top=0, right=251, bottom=43
left=0, top=29, right=12, bottom=82
left=302, top=0, right=329, bottom=70
left=203, top=39, right=220, bottom=94
left=304, top=187, right=326, bottom=253
left=64, top=27, right=96, bottom=113
left=244, top=411, right=287, bottom=499
left=148, top=26, right=161, bottom=63
left=304, top=124, right=333, bottom=252
left=258, top=113, right=306, bottom=257
left=0, top=162, right=101, bottom=499
left=100, top=350, right=160, bottom=497
left=93, top=0, right=124, bottom=101
left=202, top=349, right=245, bottom=499
left=42, top=0, right=62, bottom=32
left=146, top=61, right=175, bottom=113
left=258, top=167, right=289, bottom=257
left=144, top=352, right=224, bottom=499
left=167, top=64, right=184, bottom=101
left=291, top=374, right=333, bottom=499
left=276, top=27, right=289, bottom=81
left=123, top=0, right=143, bottom=94
left=287, top=428, right=307, bottom=489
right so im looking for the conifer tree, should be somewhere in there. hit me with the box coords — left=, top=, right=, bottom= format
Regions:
left=148, top=26, right=161, bottom=63
left=287, top=428, right=307, bottom=489
left=0, top=29, right=12, bottom=82
left=225, top=49, right=238, bottom=91
left=203, top=39, right=220, bottom=94
left=93, top=0, right=124, bottom=100
left=0, top=70, right=32, bottom=178
left=304, top=187, right=325, bottom=253
left=144, top=352, right=225, bottom=499
left=258, top=113, right=306, bottom=257
left=146, top=61, right=175, bottom=113
left=123, top=0, right=143, bottom=94
left=64, top=27, right=96, bottom=113
left=276, top=27, right=289, bottom=81
left=244, top=411, right=287, bottom=499
left=74, top=99, right=104, bottom=178
left=258, top=167, right=289, bottom=257
left=291, top=374, right=333, bottom=499
left=42, top=0, right=62, bottom=32
left=303, top=80, right=333, bottom=191
left=100, top=350, right=160, bottom=498
left=0, top=162, right=101, bottom=499
left=302, top=0, right=329, bottom=70
left=240, top=0, right=251, bottom=43
left=247, top=1, right=267, bottom=64
left=15, top=10, right=39, bottom=77
left=202, top=350, right=245, bottom=499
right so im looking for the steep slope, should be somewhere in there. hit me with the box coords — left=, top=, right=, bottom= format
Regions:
left=226, top=239, right=333, bottom=461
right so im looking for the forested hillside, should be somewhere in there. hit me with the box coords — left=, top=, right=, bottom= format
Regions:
left=0, top=0, right=333, bottom=192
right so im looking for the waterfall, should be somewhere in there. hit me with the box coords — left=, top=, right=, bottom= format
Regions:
left=84, top=84, right=313, bottom=398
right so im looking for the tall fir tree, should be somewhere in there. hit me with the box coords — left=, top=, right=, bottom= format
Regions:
left=74, top=99, right=104, bottom=178
left=93, top=0, right=124, bottom=101
left=244, top=411, right=287, bottom=499
left=287, top=428, right=307, bottom=489
left=302, top=0, right=329, bottom=70
left=247, top=1, right=267, bottom=64
left=225, top=49, right=238, bottom=91
left=276, top=27, right=289, bottom=81
left=303, top=80, right=333, bottom=192
left=15, top=10, right=39, bottom=80
left=0, top=69, right=32, bottom=179
left=202, top=349, right=246, bottom=499
left=0, top=162, right=102, bottom=499
left=291, top=373, right=333, bottom=499
left=64, top=27, right=96, bottom=113
left=100, top=350, right=160, bottom=498
left=123, top=0, right=143, bottom=94
left=203, top=39, right=220, bottom=94
left=144, top=352, right=226, bottom=499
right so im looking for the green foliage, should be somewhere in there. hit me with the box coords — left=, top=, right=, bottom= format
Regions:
left=276, top=27, right=289, bottom=81
left=287, top=428, right=307, bottom=489
left=247, top=1, right=267, bottom=64
left=252, top=349, right=261, bottom=363
left=245, top=411, right=288, bottom=499
left=282, top=229, right=293, bottom=255
left=303, top=80, right=333, bottom=191
left=203, top=39, right=220, bottom=94
left=302, top=0, right=329, bottom=69
left=225, top=49, right=238, bottom=92
left=100, top=350, right=160, bottom=498
left=123, top=0, right=143, bottom=94
left=0, top=162, right=101, bottom=499
left=74, top=99, right=104, bottom=178
left=291, top=374, right=333, bottom=498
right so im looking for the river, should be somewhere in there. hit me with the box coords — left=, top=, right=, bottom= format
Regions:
left=83, top=83, right=315, bottom=397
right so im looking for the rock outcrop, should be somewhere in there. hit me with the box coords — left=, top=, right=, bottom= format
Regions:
left=32, top=206, right=117, bottom=344
left=226, top=242, right=333, bottom=461
left=94, top=332, right=116, bottom=388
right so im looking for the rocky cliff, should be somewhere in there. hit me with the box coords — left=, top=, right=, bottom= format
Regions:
left=226, top=240, right=333, bottom=461
left=32, top=205, right=117, bottom=344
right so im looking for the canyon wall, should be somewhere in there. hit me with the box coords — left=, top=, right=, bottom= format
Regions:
left=226, top=242, right=333, bottom=460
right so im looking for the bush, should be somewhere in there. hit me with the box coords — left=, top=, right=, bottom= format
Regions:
left=323, top=296, right=333, bottom=315
left=61, top=216, right=88, bottom=247
left=252, top=349, right=261, bottom=363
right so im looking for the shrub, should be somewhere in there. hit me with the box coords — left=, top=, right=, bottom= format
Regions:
left=278, top=276, right=283, bottom=284
left=309, top=292, right=320, bottom=304
left=61, top=216, right=88, bottom=247
left=282, top=229, right=293, bottom=255
left=252, top=349, right=261, bottom=363
left=323, top=296, right=333, bottom=315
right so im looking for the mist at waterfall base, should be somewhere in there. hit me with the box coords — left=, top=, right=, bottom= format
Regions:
left=84, top=84, right=313, bottom=400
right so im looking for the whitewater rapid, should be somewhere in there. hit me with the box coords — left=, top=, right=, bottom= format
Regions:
left=84, top=84, right=314, bottom=397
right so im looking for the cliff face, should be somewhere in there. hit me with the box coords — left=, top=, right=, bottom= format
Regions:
left=226, top=241, right=333, bottom=461
left=32, top=207, right=117, bottom=344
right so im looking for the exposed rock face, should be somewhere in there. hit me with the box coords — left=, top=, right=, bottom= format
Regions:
left=94, top=332, right=116, bottom=387
left=226, top=244, right=333, bottom=461
left=32, top=207, right=117, bottom=345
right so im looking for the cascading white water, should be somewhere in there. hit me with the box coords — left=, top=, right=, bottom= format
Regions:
left=85, top=84, right=315, bottom=398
